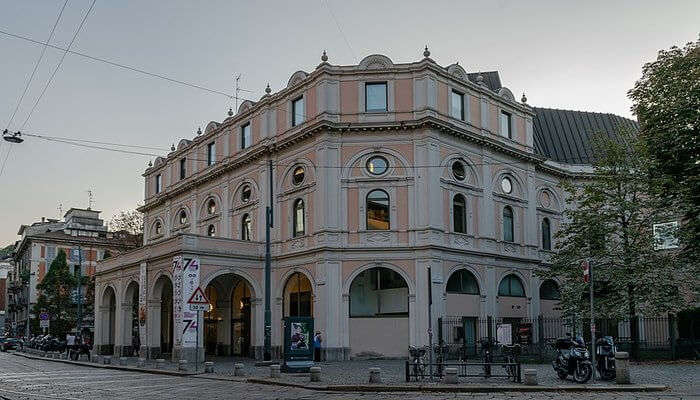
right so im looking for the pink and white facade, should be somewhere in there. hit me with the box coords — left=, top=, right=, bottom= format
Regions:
left=95, top=51, right=616, bottom=361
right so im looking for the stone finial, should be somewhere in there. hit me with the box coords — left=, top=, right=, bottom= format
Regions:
left=148, top=160, right=153, bottom=167
left=228, top=107, right=234, bottom=117
left=423, top=45, right=431, bottom=58
left=521, top=92, right=528, bottom=104
left=321, top=50, right=328, bottom=62
left=265, top=83, right=272, bottom=94
left=197, top=127, right=202, bottom=135
left=170, top=143, right=175, bottom=151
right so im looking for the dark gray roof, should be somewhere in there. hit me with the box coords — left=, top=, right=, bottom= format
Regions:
left=532, top=107, right=639, bottom=165
left=467, top=72, right=502, bottom=92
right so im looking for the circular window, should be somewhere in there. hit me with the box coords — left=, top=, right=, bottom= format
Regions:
left=179, top=210, right=188, bottom=225
left=501, top=177, right=513, bottom=194
left=292, top=167, right=305, bottom=186
left=207, top=199, right=216, bottom=215
left=241, top=185, right=251, bottom=202
left=207, top=224, right=216, bottom=237
left=366, top=156, right=388, bottom=175
left=452, top=161, right=466, bottom=181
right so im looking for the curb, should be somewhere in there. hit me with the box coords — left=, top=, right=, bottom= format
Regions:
left=12, top=351, right=196, bottom=377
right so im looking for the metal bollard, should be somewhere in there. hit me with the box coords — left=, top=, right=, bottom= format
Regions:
left=309, top=366, right=321, bottom=382
left=155, top=359, right=165, bottom=369
left=178, top=359, right=188, bottom=371
left=615, top=352, right=631, bottom=384
left=523, top=368, right=538, bottom=385
left=204, top=361, right=214, bottom=373
left=233, top=363, right=245, bottom=377
left=270, top=364, right=281, bottom=378
left=119, top=357, right=128, bottom=366
left=369, top=367, right=382, bottom=384
left=102, top=356, right=112, bottom=365
left=443, top=367, right=458, bottom=384
left=137, top=358, right=146, bottom=368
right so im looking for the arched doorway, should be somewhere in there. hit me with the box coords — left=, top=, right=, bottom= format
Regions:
left=348, top=267, right=409, bottom=357
left=152, top=275, right=173, bottom=357
left=445, top=269, right=481, bottom=355
left=283, top=272, right=313, bottom=317
left=203, top=273, right=256, bottom=357
left=539, top=280, right=561, bottom=316
left=497, top=274, right=528, bottom=344
left=100, top=286, right=116, bottom=355
left=124, top=281, right=140, bottom=356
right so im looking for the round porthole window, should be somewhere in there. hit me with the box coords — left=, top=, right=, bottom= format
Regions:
left=452, top=161, right=466, bottom=181
left=501, top=177, right=513, bottom=194
left=241, top=185, right=251, bottom=202
left=366, top=156, right=388, bottom=175
left=179, top=210, right=188, bottom=225
left=292, top=166, right=305, bottom=186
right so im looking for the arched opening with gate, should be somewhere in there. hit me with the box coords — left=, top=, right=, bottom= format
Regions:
left=123, top=281, right=140, bottom=356
left=348, top=266, right=409, bottom=357
left=283, top=272, right=313, bottom=317
left=152, top=275, right=173, bottom=358
left=203, top=273, right=256, bottom=357
left=99, top=286, right=116, bottom=355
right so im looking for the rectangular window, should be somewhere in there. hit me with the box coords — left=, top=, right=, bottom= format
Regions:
left=451, top=90, right=465, bottom=120
left=292, top=96, right=305, bottom=126
left=179, top=158, right=186, bottom=180
left=365, top=82, right=387, bottom=112
left=500, top=111, right=512, bottom=139
left=241, top=123, right=251, bottom=149
left=207, top=142, right=215, bottom=166
left=155, top=174, right=162, bottom=194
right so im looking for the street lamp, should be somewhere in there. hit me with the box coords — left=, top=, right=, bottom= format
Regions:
left=2, top=129, right=24, bottom=143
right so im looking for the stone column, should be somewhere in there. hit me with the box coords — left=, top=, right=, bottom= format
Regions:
left=218, top=299, right=232, bottom=356
left=116, top=302, right=131, bottom=357
left=146, top=299, right=161, bottom=359
left=485, top=266, right=498, bottom=318
left=315, top=260, right=344, bottom=360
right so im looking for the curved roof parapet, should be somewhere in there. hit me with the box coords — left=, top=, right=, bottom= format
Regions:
left=498, top=87, right=515, bottom=102
left=153, top=156, right=166, bottom=167
left=466, top=71, right=502, bottom=92
left=205, top=121, right=220, bottom=134
left=177, top=139, right=191, bottom=150
left=358, top=54, right=393, bottom=70
left=446, top=63, right=468, bottom=80
left=287, top=70, right=309, bottom=88
left=237, top=99, right=255, bottom=114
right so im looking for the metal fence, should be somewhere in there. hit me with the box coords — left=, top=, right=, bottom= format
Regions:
left=438, top=315, right=699, bottom=361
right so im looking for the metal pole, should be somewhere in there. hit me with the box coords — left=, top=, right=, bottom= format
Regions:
left=589, top=259, right=596, bottom=381
left=427, top=267, right=433, bottom=381
left=196, top=309, right=199, bottom=373
left=77, top=246, right=82, bottom=337
left=264, top=158, right=273, bottom=361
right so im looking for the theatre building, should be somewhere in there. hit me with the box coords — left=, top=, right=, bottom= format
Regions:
left=95, top=50, right=636, bottom=361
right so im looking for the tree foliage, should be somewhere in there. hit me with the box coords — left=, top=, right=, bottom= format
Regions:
left=34, top=249, right=78, bottom=338
left=539, top=132, right=695, bottom=319
left=109, top=208, right=143, bottom=236
left=0, top=244, right=13, bottom=258
left=628, top=37, right=700, bottom=260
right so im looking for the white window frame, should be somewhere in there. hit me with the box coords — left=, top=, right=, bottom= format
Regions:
left=207, top=142, right=216, bottom=166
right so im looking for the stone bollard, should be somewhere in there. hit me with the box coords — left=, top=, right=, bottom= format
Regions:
left=233, top=363, right=245, bottom=377
left=443, top=367, right=458, bottom=384
left=119, top=357, right=128, bottom=366
left=310, top=366, right=321, bottom=382
left=178, top=359, right=188, bottom=372
left=137, top=358, right=146, bottom=368
left=103, top=356, right=112, bottom=365
left=523, top=369, right=538, bottom=385
left=369, top=367, right=382, bottom=384
left=204, top=361, right=214, bottom=373
left=155, top=359, right=165, bottom=369
left=79, top=354, right=89, bottom=362
left=270, top=364, right=281, bottom=378
left=94, top=355, right=102, bottom=364
left=615, top=352, right=631, bottom=384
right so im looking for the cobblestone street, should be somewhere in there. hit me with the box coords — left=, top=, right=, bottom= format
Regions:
left=0, top=353, right=697, bottom=399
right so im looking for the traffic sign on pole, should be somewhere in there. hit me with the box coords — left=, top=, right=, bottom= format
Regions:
left=187, top=287, right=210, bottom=312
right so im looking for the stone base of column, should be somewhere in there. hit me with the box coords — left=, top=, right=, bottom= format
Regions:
left=139, top=345, right=148, bottom=358
left=173, top=346, right=205, bottom=363
left=253, top=345, right=285, bottom=360
left=322, top=347, right=351, bottom=361
left=147, top=346, right=161, bottom=359
left=113, top=345, right=123, bottom=357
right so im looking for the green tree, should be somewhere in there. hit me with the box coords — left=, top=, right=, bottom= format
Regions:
left=539, top=132, right=695, bottom=357
left=628, top=38, right=700, bottom=260
left=34, top=249, right=78, bottom=338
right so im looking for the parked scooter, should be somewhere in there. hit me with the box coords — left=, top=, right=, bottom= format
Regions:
left=552, top=335, right=593, bottom=383
left=595, top=336, right=616, bottom=380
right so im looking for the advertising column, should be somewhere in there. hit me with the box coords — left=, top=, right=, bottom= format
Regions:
left=172, top=256, right=201, bottom=362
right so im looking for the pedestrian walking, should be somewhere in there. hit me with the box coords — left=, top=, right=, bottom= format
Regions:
left=132, top=332, right=140, bottom=357
left=313, top=331, right=322, bottom=362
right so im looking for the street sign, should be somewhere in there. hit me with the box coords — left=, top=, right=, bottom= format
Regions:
left=187, top=286, right=210, bottom=312
left=39, top=312, right=49, bottom=321
left=40, top=320, right=49, bottom=329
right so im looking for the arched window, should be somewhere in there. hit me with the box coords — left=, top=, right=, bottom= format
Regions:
left=498, top=274, right=525, bottom=297
left=207, top=224, right=216, bottom=237
left=293, top=199, right=305, bottom=237
left=207, top=199, right=216, bottom=215
left=349, top=267, right=408, bottom=317
left=446, top=269, right=479, bottom=294
left=453, top=194, right=467, bottom=234
left=542, top=218, right=551, bottom=250
left=503, top=206, right=514, bottom=242
left=292, top=166, right=305, bottom=186
left=283, top=272, right=313, bottom=317
left=241, top=185, right=251, bottom=203
left=241, top=213, right=251, bottom=241
left=366, top=189, right=390, bottom=230
left=154, top=221, right=162, bottom=236
left=540, top=279, right=561, bottom=300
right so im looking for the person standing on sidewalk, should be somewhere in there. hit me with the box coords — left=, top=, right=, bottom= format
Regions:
left=313, top=331, right=322, bottom=362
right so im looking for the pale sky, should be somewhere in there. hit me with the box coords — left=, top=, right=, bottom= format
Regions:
left=0, top=0, right=698, bottom=245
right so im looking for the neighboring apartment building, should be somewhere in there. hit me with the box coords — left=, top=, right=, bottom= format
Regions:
left=0, top=260, right=11, bottom=335
left=10, top=208, right=139, bottom=337
left=95, top=51, right=637, bottom=362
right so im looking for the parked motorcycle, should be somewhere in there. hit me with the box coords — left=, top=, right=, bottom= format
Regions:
left=596, top=336, right=616, bottom=380
left=552, top=335, right=593, bottom=383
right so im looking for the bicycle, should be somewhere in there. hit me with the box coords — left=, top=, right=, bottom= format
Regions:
left=408, top=346, right=427, bottom=381
left=500, top=343, right=521, bottom=382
